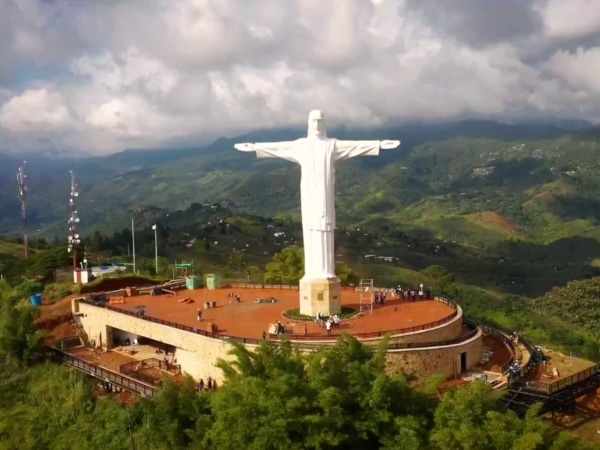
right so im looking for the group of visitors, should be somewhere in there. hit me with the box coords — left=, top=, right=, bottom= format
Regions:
left=315, top=312, right=341, bottom=335
left=370, top=284, right=431, bottom=305
left=393, top=283, right=431, bottom=301
left=197, top=376, right=218, bottom=391
left=227, top=292, right=241, bottom=303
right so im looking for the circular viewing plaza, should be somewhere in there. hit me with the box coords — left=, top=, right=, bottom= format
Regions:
left=112, top=285, right=458, bottom=341
left=61, top=279, right=524, bottom=393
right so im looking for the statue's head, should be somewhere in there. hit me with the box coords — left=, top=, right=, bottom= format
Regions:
left=307, top=110, right=326, bottom=139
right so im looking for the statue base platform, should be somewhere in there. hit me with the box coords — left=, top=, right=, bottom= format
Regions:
left=299, top=277, right=342, bottom=317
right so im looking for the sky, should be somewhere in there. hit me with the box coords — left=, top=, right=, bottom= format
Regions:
left=0, top=0, right=599, bottom=155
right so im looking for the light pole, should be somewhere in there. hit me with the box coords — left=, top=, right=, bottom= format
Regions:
left=131, top=218, right=136, bottom=274
left=152, top=224, right=158, bottom=275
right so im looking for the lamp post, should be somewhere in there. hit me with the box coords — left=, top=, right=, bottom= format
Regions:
left=152, top=224, right=158, bottom=275
left=131, top=218, right=136, bottom=274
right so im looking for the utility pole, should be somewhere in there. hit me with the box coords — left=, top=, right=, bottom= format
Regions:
left=152, top=224, right=158, bottom=275
left=131, top=218, right=136, bottom=274
left=16, top=162, right=29, bottom=258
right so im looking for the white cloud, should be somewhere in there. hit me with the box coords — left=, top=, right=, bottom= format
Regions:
left=0, top=88, right=71, bottom=132
left=0, top=0, right=599, bottom=155
left=538, top=0, right=600, bottom=39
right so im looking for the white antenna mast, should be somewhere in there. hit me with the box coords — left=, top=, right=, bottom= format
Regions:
left=16, top=161, right=29, bottom=258
left=67, top=170, right=81, bottom=270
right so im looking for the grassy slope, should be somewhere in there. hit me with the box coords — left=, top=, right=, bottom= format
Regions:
left=0, top=239, right=25, bottom=258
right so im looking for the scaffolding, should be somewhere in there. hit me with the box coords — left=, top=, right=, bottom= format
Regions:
left=174, top=261, right=194, bottom=279
left=358, top=279, right=374, bottom=314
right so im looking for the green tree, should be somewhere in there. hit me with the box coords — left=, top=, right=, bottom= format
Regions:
left=247, top=265, right=264, bottom=283
left=0, top=299, right=46, bottom=365
left=429, top=382, right=551, bottom=450
left=19, top=247, right=71, bottom=282
left=227, top=250, right=248, bottom=277
left=135, top=377, right=211, bottom=449
left=263, top=246, right=360, bottom=285
left=206, top=335, right=432, bottom=450
left=263, top=245, right=304, bottom=284
left=420, top=265, right=455, bottom=293
left=335, top=261, right=360, bottom=285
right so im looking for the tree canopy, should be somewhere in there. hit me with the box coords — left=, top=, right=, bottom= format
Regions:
left=0, top=333, right=597, bottom=449
left=263, top=245, right=359, bottom=285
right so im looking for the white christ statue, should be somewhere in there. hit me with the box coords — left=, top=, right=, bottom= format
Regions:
left=234, top=110, right=400, bottom=284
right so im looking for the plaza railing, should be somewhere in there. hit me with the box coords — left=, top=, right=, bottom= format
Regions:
left=511, top=363, right=600, bottom=395
left=470, top=318, right=536, bottom=375
left=291, top=296, right=459, bottom=340
left=77, top=294, right=479, bottom=351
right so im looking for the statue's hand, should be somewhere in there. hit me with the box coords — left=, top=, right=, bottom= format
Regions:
left=234, top=143, right=256, bottom=152
left=380, top=140, right=401, bottom=150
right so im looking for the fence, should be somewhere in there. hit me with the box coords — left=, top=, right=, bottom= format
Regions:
left=513, top=363, right=600, bottom=395
left=119, top=357, right=182, bottom=387
left=46, top=346, right=157, bottom=397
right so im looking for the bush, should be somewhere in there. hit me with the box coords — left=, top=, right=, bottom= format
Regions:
left=42, top=283, right=75, bottom=304
left=283, top=307, right=358, bottom=321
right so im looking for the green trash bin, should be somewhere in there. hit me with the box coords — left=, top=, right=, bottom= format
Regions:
left=205, top=274, right=220, bottom=290
left=186, top=276, right=200, bottom=290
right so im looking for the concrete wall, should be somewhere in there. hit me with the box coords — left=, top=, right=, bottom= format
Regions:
left=386, top=330, right=483, bottom=381
left=355, top=307, right=464, bottom=346
left=74, top=299, right=243, bottom=383
left=73, top=299, right=481, bottom=384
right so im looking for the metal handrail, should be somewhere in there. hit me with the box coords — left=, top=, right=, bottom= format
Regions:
left=46, top=346, right=157, bottom=397
left=516, top=363, right=600, bottom=395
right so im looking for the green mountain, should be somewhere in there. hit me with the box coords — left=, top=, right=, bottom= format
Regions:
left=1, top=121, right=600, bottom=251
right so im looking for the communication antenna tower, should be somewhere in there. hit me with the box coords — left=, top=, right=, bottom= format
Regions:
left=67, top=170, right=81, bottom=270
left=16, top=161, right=29, bottom=258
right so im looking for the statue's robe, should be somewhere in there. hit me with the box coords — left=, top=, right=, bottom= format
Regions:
left=254, top=137, right=382, bottom=279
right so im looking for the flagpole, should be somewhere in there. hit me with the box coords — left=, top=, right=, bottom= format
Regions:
left=153, top=224, right=158, bottom=275
left=131, top=218, right=136, bottom=274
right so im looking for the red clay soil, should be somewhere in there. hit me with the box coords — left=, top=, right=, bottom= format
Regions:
left=43, top=319, right=79, bottom=342
left=80, top=277, right=164, bottom=294
left=109, top=390, right=138, bottom=407
left=577, top=388, right=600, bottom=412
left=69, top=346, right=140, bottom=372
left=67, top=346, right=184, bottom=386
left=478, top=334, right=513, bottom=373
left=38, top=293, right=79, bottom=318
left=109, top=288, right=456, bottom=341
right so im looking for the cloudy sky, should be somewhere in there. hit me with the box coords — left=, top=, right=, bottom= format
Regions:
left=0, top=0, right=599, bottom=155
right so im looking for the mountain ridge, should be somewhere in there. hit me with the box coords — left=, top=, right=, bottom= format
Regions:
left=0, top=120, right=599, bottom=248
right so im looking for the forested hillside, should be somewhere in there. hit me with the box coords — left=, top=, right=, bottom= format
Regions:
left=2, top=121, right=598, bottom=248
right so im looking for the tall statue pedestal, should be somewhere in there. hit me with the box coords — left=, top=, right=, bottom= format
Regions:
left=299, top=277, right=342, bottom=317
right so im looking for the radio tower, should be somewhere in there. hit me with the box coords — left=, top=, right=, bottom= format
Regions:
left=67, top=170, right=81, bottom=270
left=16, top=162, right=29, bottom=259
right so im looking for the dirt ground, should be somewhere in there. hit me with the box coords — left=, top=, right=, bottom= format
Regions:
left=68, top=345, right=184, bottom=387
left=38, top=293, right=79, bottom=318
left=548, top=387, right=600, bottom=444
left=526, top=349, right=596, bottom=384
left=477, top=334, right=513, bottom=373
left=108, top=287, right=455, bottom=340
left=69, top=346, right=140, bottom=372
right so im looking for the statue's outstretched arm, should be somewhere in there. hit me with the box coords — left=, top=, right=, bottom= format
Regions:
left=235, top=141, right=299, bottom=163
left=334, top=139, right=401, bottom=162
